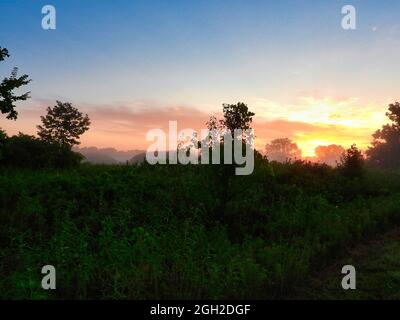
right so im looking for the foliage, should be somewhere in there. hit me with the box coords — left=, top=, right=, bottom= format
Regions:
left=339, top=144, right=365, bottom=179
left=367, top=102, right=400, bottom=168
left=37, top=101, right=90, bottom=149
left=1, top=100, right=400, bottom=299
left=265, top=138, right=302, bottom=163
left=220, top=102, right=255, bottom=134
left=0, top=47, right=31, bottom=120
left=0, top=133, right=84, bottom=168
left=314, top=144, right=344, bottom=167
left=1, top=159, right=400, bottom=299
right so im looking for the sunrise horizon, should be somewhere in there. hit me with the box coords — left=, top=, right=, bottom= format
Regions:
left=1, top=0, right=399, bottom=158
left=3, top=0, right=400, bottom=305
left=0, top=95, right=393, bottom=158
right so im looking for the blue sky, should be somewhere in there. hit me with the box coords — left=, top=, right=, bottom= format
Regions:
left=1, top=0, right=400, bottom=152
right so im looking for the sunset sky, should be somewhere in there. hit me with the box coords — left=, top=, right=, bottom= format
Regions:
left=1, top=0, right=400, bottom=156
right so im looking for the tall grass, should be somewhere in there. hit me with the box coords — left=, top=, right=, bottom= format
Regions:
left=0, top=161, right=399, bottom=299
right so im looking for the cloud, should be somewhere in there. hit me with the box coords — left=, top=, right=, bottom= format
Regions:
left=73, top=102, right=214, bottom=150
left=0, top=96, right=386, bottom=154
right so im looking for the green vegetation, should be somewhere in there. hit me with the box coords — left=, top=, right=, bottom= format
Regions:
left=1, top=161, right=400, bottom=299
left=367, top=102, right=400, bottom=168
left=0, top=46, right=31, bottom=120
left=297, top=227, right=400, bottom=299
left=1, top=46, right=400, bottom=300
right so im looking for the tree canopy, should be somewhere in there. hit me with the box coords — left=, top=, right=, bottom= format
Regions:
left=315, top=144, right=345, bottom=167
left=220, top=102, right=255, bottom=134
left=265, top=138, right=302, bottom=163
left=37, top=101, right=91, bottom=149
left=366, top=102, right=400, bottom=168
left=339, top=144, right=364, bottom=178
left=0, top=47, right=31, bottom=120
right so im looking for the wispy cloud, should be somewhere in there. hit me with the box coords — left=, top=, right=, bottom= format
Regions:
left=0, top=96, right=388, bottom=155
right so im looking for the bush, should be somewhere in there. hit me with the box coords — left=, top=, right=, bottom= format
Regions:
left=338, top=144, right=365, bottom=179
left=0, top=133, right=83, bottom=168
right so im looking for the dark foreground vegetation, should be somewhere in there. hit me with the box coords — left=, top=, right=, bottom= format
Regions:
left=2, top=45, right=400, bottom=299
left=299, top=226, right=400, bottom=299
left=1, top=160, right=400, bottom=299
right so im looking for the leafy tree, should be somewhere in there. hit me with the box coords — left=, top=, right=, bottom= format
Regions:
left=339, top=144, right=364, bottom=178
left=366, top=102, right=400, bottom=168
left=315, top=144, right=345, bottom=167
left=205, top=102, right=255, bottom=150
left=0, top=47, right=31, bottom=120
left=37, top=101, right=91, bottom=149
left=206, top=102, right=255, bottom=137
left=220, top=102, right=255, bottom=134
left=204, top=103, right=256, bottom=222
left=265, top=138, right=302, bottom=163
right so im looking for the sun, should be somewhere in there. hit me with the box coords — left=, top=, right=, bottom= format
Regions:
left=297, top=139, right=335, bottom=158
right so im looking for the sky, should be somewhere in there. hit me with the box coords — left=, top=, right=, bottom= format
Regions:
left=1, top=0, right=400, bottom=156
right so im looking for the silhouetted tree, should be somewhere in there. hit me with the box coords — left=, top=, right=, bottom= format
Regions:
left=206, top=115, right=220, bottom=131
left=206, top=102, right=255, bottom=142
left=220, top=102, right=255, bottom=134
left=0, top=47, right=31, bottom=120
left=37, top=101, right=90, bottom=149
left=366, top=102, right=400, bottom=168
left=315, top=144, right=345, bottom=167
left=339, top=144, right=364, bottom=178
left=204, top=103, right=256, bottom=225
left=205, top=102, right=255, bottom=154
left=265, top=138, right=302, bottom=163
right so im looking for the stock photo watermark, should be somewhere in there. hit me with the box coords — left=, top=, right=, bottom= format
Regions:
left=41, top=265, right=56, bottom=290
left=41, top=5, right=56, bottom=30
left=40, top=4, right=357, bottom=32
left=342, top=4, right=356, bottom=30
left=145, top=121, right=255, bottom=175
left=341, top=265, right=356, bottom=290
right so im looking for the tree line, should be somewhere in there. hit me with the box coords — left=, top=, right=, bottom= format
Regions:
left=1, top=45, right=400, bottom=171
left=263, top=102, right=400, bottom=171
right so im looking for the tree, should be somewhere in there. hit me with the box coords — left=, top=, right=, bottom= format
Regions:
left=0, top=47, right=31, bottom=120
left=265, top=138, right=302, bottom=163
left=37, top=101, right=91, bottom=149
left=315, top=144, right=345, bottom=167
left=204, top=103, right=256, bottom=222
left=206, top=102, right=255, bottom=135
left=366, top=102, right=400, bottom=168
left=220, top=102, right=255, bottom=134
left=339, top=144, right=364, bottom=178
left=206, top=102, right=255, bottom=146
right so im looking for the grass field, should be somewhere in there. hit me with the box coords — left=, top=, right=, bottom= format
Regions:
left=296, top=227, right=400, bottom=299
left=1, top=160, right=400, bottom=299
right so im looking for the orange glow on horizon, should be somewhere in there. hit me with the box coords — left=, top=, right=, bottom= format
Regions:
left=0, top=96, right=391, bottom=158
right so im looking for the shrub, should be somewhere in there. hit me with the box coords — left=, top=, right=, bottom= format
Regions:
left=1, top=133, right=83, bottom=168
left=339, top=144, right=365, bottom=179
